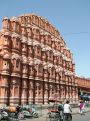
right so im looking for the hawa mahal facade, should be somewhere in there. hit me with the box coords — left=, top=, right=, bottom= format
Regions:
left=0, top=13, right=78, bottom=105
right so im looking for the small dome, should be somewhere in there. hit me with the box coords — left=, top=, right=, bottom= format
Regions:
left=3, top=16, right=8, bottom=20
left=11, top=16, right=18, bottom=22
left=3, top=53, right=10, bottom=59
left=24, top=13, right=30, bottom=16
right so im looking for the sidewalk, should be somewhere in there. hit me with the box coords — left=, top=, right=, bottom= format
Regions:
left=38, top=106, right=90, bottom=117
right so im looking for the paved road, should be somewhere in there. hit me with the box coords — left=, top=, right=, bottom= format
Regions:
left=22, top=112, right=90, bottom=121
left=19, top=106, right=90, bottom=121
left=72, top=113, right=90, bottom=121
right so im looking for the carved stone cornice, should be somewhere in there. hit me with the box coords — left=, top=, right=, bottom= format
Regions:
left=3, top=53, right=11, bottom=59
left=11, top=32, right=20, bottom=38
left=33, top=40, right=40, bottom=46
left=11, top=53, right=21, bottom=60
left=0, top=29, right=11, bottom=36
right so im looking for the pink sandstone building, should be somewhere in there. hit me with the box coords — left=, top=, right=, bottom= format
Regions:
left=76, top=76, right=90, bottom=96
left=0, top=13, right=78, bottom=105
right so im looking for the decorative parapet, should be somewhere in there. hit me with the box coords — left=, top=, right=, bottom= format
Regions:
left=11, top=32, right=20, bottom=38
left=11, top=16, right=19, bottom=22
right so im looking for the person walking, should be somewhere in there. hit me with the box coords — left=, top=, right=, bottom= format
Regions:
left=79, top=100, right=85, bottom=115
left=63, top=100, right=72, bottom=121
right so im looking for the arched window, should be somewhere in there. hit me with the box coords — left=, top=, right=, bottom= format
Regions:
left=14, top=87, right=18, bottom=97
left=39, top=64, right=43, bottom=73
left=4, top=36, right=8, bottom=45
left=40, top=18, right=45, bottom=28
left=16, top=38, right=19, bottom=46
left=16, top=59, right=20, bottom=69
left=12, top=58, right=15, bottom=70
left=3, top=60, right=8, bottom=69
left=32, top=15, right=36, bottom=24
left=35, top=16, right=39, bottom=25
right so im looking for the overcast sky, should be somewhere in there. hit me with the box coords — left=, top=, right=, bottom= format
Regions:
left=0, top=0, right=90, bottom=78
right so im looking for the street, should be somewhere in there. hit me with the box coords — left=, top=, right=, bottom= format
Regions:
left=22, top=112, right=90, bottom=121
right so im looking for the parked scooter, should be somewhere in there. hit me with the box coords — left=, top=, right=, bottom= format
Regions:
left=0, top=108, right=8, bottom=120
left=28, top=107, right=39, bottom=118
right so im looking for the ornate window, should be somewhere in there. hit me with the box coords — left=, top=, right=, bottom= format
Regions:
left=32, top=15, right=36, bottom=24
left=22, top=44, right=27, bottom=51
left=12, top=58, right=15, bottom=70
left=42, top=51, right=47, bottom=61
left=28, top=45, right=33, bottom=55
left=40, top=18, right=45, bottom=28
left=21, top=16, right=26, bottom=25
left=48, top=35, right=51, bottom=46
left=26, top=16, right=31, bottom=25
left=16, top=38, right=19, bottom=46
left=52, top=67, right=55, bottom=79
left=35, top=16, right=39, bottom=25
left=27, top=27, right=32, bottom=37
left=16, top=59, right=20, bottom=69
left=22, top=65, right=27, bottom=73
left=21, top=27, right=26, bottom=35
left=45, top=22, right=50, bottom=32
left=3, top=60, right=9, bottom=69
left=39, top=64, right=43, bottom=73
left=14, top=87, right=18, bottom=97
left=12, top=37, right=16, bottom=48
left=37, top=46, right=41, bottom=55
left=4, top=36, right=9, bottom=45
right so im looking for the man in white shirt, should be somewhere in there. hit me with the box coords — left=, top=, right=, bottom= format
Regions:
left=63, top=100, right=72, bottom=121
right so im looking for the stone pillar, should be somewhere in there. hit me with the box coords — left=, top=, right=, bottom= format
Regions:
left=21, top=79, right=28, bottom=104
left=29, top=80, right=34, bottom=104
left=0, top=75, right=9, bottom=105
left=9, top=77, right=20, bottom=105
left=44, top=83, right=48, bottom=104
